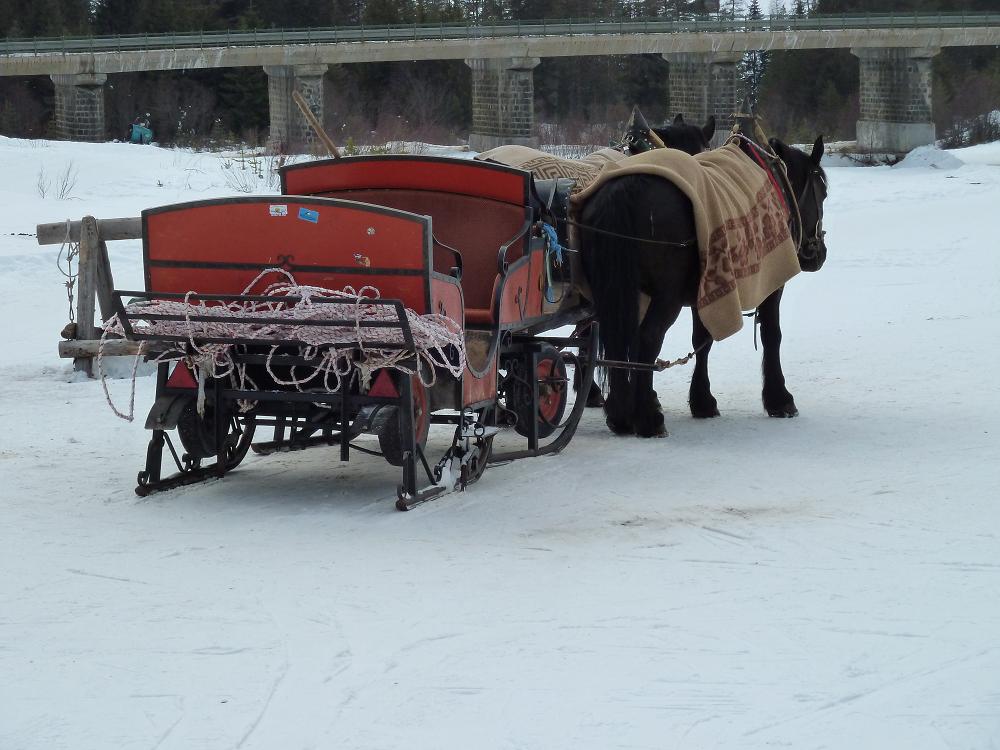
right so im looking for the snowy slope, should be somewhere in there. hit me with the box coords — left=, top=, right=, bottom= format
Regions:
left=1, top=136, right=999, bottom=750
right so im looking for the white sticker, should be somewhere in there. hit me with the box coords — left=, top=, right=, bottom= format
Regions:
left=269, top=204, right=288, bottom=217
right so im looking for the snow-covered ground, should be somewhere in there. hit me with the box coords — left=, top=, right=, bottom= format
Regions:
left=1, top=136, right=999, bottom=750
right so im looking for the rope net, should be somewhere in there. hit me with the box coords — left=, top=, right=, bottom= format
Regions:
left=99, top=268, right=467, bottom=421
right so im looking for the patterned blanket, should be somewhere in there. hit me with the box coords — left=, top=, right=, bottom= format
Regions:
left=571, top=142, right=800, bottom=341
left=475, top=145, right=627, bottom=193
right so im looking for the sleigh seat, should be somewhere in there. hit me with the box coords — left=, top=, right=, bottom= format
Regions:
left=280, top=155, right=537, bottom=327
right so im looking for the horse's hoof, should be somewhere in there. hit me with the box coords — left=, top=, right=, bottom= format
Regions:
left=690, top=402, right=720, bottom=419
left=586, top=387, right=605, bottom=408
left=606, top=416, right=634, bottom=435
left=766, top=403, right=798, bottom=418
left=634, top=409, right=666, bottom=438
left=636, top=423, right=668, bottom=438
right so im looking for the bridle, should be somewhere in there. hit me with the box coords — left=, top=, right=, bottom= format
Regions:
left=729, top=130, right=826, bottom=263
left=796, top=167, right=827, bottom=262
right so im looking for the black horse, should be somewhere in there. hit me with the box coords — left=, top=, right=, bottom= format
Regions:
left=622, top=111, right=716, bottom=156
left=578, top=112, right=716, bottom=408
left=579, top=132, right=829, bottom=437
left=651, top=113, right=716, bottom=155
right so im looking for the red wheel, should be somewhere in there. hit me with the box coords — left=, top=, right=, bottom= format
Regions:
left=514, top=345, right=568, bottom=439
left=379, top=374, right=430, bottom=466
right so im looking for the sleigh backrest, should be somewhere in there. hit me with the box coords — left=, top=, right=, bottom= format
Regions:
left=142, top=196, right=435, bottom=313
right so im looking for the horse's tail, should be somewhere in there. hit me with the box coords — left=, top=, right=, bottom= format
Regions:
left=579, top=177, right=642, bottom=367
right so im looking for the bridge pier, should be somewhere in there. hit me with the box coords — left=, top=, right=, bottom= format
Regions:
left=663, top=52, right=741, bottom=148
left=50, top=73, right=107, bottom=142
left=264, top=64, right=328, bottom=154
left=853, top=47, right=939, bottom=153
left=466, top=57, right=540, bottom=151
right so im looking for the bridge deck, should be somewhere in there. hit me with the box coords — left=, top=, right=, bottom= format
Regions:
left=2, top=14, right=998, bottom=77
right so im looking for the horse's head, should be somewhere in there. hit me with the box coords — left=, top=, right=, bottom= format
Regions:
left=769, top=136, right=828, bottom=272
left=651, top=113, right=716, bottom=156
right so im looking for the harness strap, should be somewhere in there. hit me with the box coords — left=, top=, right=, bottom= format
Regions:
left=560, top=216, right=696, bottom=248
left=727, top=130, right=804, bottom=250
left=740, top=139, right=789, bottom=213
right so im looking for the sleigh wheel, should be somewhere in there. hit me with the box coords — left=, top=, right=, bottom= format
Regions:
left=379, top=375, right=430, bottom=467
left=513, top=344, right=569, bottom=440
left=461, top=433, right=494, bottom=487
left=176, top=401, right=256, bottom=470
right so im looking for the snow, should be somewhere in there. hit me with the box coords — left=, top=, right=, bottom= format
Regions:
left=2, top=135, right=1000, bottom=749
left=895, top=144, right=965, bottom=171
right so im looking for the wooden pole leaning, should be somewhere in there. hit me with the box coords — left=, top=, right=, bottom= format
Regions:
left=291, top=89, right=341, bottom=159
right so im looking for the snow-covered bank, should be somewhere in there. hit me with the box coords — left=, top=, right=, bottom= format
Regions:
left=1, top=137, right=999, bottom=750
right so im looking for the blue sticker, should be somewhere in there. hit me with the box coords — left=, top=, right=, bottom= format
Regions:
left=298, top=207, right=319, bottom=223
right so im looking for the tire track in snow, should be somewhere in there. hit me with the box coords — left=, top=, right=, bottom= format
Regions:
left=743, top=647, right=999, bottom=738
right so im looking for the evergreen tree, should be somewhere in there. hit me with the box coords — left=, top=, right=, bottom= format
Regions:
left=741, top=0, right=768, bottom=112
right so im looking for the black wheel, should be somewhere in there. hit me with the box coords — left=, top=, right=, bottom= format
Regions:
left=378, top=375, right=430, bottom=467
left=460, top=433, right=494, bottom=487
left=177, top=401, right=256, bottom=470
left=510, top=344, right=569, bottom=439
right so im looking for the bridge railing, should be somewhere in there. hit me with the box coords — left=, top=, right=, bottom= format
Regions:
left=2, top=12, right=999, bottom=56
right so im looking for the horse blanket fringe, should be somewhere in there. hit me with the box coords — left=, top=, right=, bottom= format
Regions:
left=571, top=142, right=800, bottom=341
left=475, top=145, right=627, bottom=193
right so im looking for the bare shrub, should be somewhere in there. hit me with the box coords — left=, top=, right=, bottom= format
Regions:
left=36, top=167, right=49, bottom=199
left=55, top=162, right=78, bottom=200
left=220, top=147, right=288, bottom=194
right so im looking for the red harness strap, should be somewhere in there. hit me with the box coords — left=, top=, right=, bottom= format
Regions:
left=738, top=139, right=789, bottom=214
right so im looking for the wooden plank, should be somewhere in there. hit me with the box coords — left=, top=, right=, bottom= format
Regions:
left=94, top=239, right=116, bottom=323
left=58, top=339, right=144, bottom=358
left=36, top=217, right=141, bottom=245
left=74, top=216, right=99, bottom=376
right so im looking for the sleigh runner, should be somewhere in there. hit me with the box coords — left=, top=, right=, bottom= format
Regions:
left=109, top=156, right=597, bottom=509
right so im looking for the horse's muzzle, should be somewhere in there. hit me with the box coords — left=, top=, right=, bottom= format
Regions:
left=798, top=233, right=827, bottom=272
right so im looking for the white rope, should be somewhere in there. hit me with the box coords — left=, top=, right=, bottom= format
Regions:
left=99, top=269, right=467, bottom=421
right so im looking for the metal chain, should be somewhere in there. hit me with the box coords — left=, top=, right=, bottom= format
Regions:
left=597, top=339, right=711, bottom=373
left=56, top=219, right=79, bottom=322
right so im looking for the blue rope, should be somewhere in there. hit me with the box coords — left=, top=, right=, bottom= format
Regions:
left=541, top=223, right=564, bottom=303
left=541, top=222, right=563, bottom=264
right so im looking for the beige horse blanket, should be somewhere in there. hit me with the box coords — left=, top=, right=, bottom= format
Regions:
left=571, top=143, right=800, bottom=341
left=476, top=145, right=627, bottom=193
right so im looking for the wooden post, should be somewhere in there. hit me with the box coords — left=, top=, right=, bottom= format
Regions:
left=37, top=215, right=141, bottom=367
left=74, top=216, right=99, bottom=376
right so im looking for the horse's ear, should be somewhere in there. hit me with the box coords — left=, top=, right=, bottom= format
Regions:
left=702, top=115, right=716, bottom=143
left=811, top=135, right=825, bottom=165
left=768, top=137, right=787, bottom=158
left=674, top=113, right=685, bottom=125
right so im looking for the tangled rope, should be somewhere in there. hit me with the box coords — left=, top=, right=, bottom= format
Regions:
left=99, top=268, right=467, bottom=421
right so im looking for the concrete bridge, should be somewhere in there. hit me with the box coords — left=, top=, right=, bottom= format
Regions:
left=2, top=13, right=998, bottom=153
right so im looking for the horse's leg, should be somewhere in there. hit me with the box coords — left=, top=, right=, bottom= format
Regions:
left=603, top=347, right=635, bottom=435
left=571, top=320, right=605, bottom=408
left=758, top=287, right=798, bottom=417
left=632, top=296, right=683, bottom=438
left=688, top=309, right=719, bottom=418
